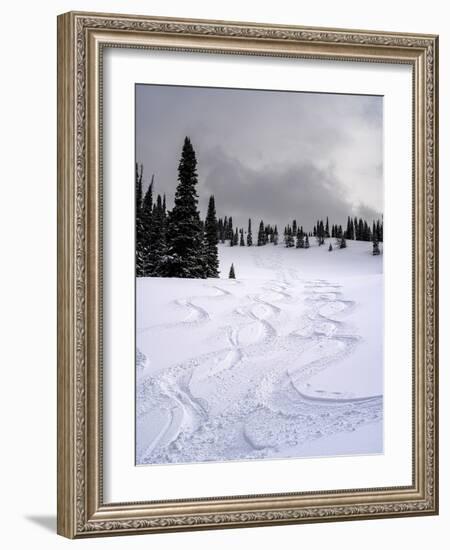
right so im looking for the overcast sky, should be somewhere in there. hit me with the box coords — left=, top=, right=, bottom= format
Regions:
left=136, top=84, right=383, bottom=231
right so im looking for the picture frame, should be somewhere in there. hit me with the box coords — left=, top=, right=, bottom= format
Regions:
left=57, top=11, right=439, bottom=538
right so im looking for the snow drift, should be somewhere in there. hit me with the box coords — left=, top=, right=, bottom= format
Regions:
left=136, top=239, right=383, bottom=465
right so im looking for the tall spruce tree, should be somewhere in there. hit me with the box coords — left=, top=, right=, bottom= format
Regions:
left=165, top=137, right=205, bottom=278
left=204, top=195, right=219, bottom=278
left=304, top=234, right=310, bottom=249
left=227, top=217, right=233, bottom=241
left=135, top=163, right=145, bottom=276
left=149, top=194, right=167, bottom=275
left=229, top=263, right=236, bottom=279
left=239, top=228, right=245, bottom=246
left=247, top=219, right=253, bottom=246
left=136, top=163, right=143, bottom=215
left=257, top=221, right=265, bottom=246
left=141, top=174, right=154, bottom=276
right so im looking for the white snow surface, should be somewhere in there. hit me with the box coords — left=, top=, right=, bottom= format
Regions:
left=136, top=239, right=383, bottom=465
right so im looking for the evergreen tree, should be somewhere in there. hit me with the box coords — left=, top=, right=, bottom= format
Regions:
left=340, top=235, right=347, bottom=249
left=325, top=217, right=330, bottom=237
left=247, top=219, right=253, bottom=246
left=319, top=220, right=324, bottom=239
left=296, top=227, right=304, bottom=248
left=149, top=194, right=167, bottom=275
left=239, top=228, right=245, bottom=246
left=273, top=225, right=279, bottom=245
left=204, top=195, right=219, bottom=278
left=257, top=221, right=265, bottom=246
left=292, top=220, right=297, bottom=236
left=135, top=164, right=145, bottom=276
left=227, top=217, right=233, bottom=241
left=316, top=219, right=325, bottom=244
left=363, top=221, right=370, bottom=241
left=358, top=218, right=364, bottom=241
left=285, top=226, right=295, bottom=248
left=229, top=263, right=236, bottom=279
left=328, top=243, right=333, bottom=251
left=373, top=239, right=381, bottom=256
left=165, top=137, right=205, bottom=278
left=233, top=227, right=239, bottom=246
left=140, top=174, right=154, bottom=276
left=376, top=219, right=382, bottom=242
left=136, top=163, right=143, bottom=215
left=304, top=235, right=310, bottom=249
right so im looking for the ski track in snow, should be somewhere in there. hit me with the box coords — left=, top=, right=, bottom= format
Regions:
left=137, top=247, right=383, bottom=465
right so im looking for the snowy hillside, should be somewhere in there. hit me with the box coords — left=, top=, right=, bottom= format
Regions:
left=136, top=239, right=383, bottom=465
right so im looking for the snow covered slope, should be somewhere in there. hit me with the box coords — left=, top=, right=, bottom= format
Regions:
left=136, top=239, right=383, bottom=465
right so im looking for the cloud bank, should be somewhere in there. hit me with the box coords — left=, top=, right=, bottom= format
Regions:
left=136, top=84, right=383, bottom=230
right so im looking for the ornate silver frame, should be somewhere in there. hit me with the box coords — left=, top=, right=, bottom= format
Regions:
left=57, top=11, right=439, bottom=538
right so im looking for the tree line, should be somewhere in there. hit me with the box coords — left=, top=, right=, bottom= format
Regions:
left=136, top=137, right=383, bottom=278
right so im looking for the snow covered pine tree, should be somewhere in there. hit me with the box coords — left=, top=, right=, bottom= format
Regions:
left=165, top=137, right=206, bottom=278
left=204, top=195, right=219, bottom=277
left=247, top=219, right=253, bottom=246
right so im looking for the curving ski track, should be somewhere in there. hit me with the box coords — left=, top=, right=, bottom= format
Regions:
left=136, top=254, right=383, bottom=465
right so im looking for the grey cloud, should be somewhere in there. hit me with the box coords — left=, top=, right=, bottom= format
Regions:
left=136, top=84, right=383, bottom=231
left=200, top=148, right=374, bottom=231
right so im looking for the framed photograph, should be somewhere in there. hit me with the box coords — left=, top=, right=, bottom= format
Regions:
left=57, top=11, right=439, bottom=538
